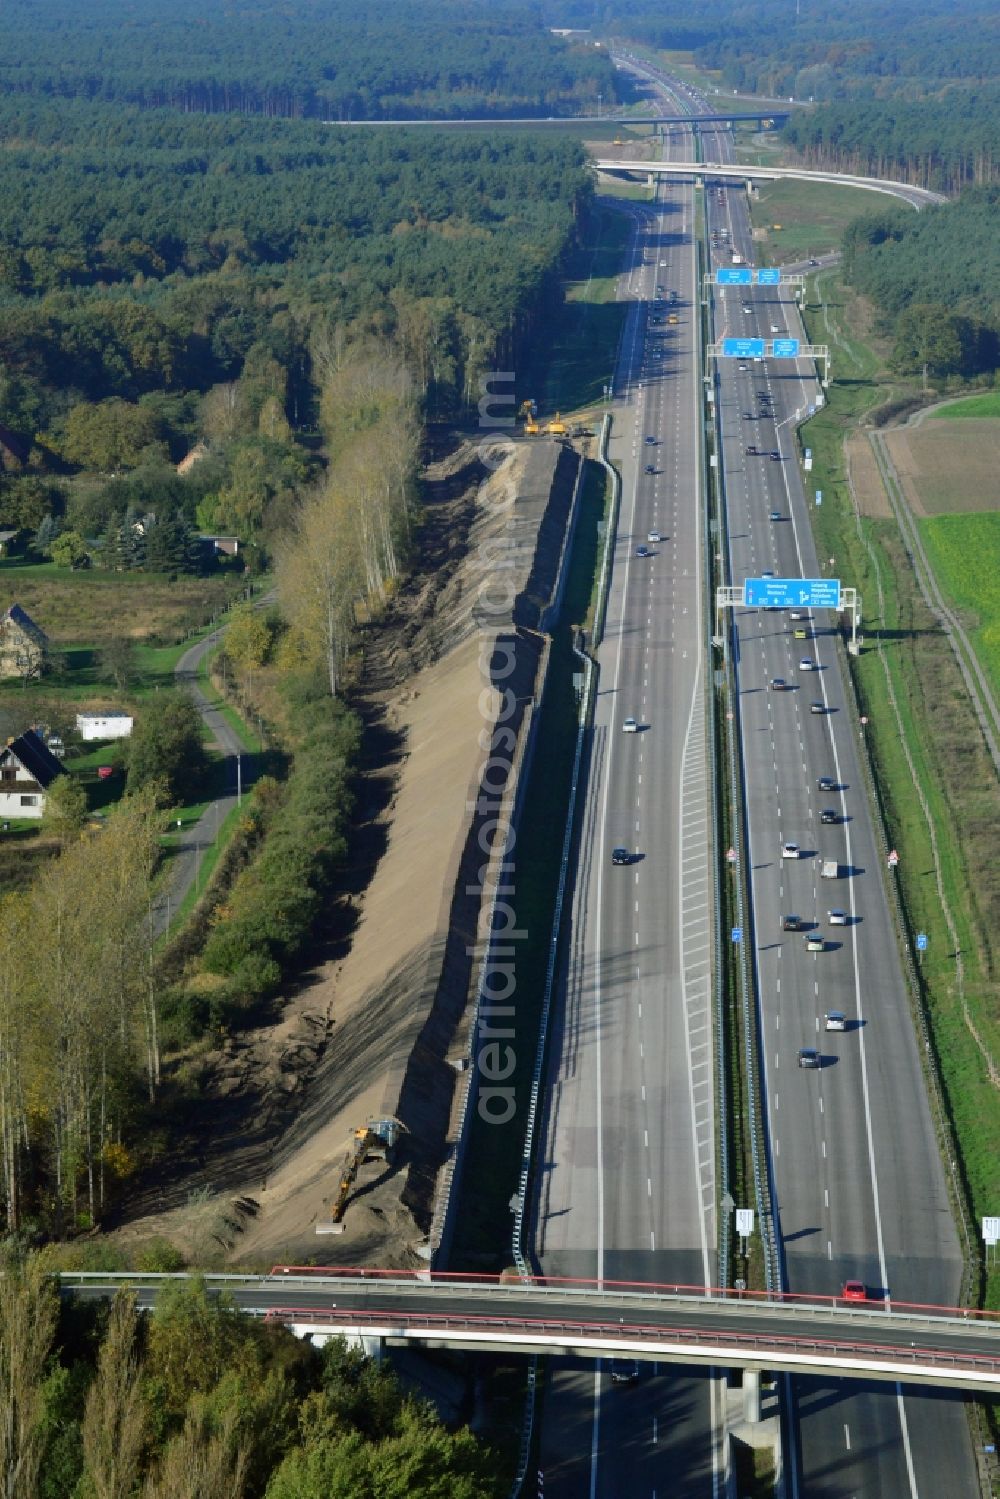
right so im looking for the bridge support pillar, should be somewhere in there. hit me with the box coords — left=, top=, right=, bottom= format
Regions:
left=743, top=1369, right=762, bottom=1424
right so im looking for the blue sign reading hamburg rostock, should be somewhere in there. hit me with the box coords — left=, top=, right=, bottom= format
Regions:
left=722, top=337, right=765, bottom=358
left=716, top=268, right=752, bottom=285
left=743, top=576, right=842, bottom=609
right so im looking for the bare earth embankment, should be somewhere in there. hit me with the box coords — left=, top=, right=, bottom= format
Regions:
left=114, top=435, right=578, bottom=1268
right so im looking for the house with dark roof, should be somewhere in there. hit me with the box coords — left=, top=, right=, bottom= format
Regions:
left=0, top=603, right=47, bottom=679
left=0, top=728, right=64, bottom=819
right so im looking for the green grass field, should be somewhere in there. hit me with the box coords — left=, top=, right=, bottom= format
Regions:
left=750, top=179, right=900, bottom=263
left=520, top=202, right=631, bottom=418
left=930, top=392, right=1000, bottom=420
left=920, top=512, right=1000, bottom=694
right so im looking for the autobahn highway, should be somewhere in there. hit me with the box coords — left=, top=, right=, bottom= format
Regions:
left=531, top=73, right=721, bottom=1499
left=696, top=86, right=981, bottom=1497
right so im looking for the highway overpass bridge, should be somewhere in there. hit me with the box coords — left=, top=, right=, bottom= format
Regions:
left=592, top=159, right=945, bottom=208
left=326, top=112, right=789, bottom=128
left=60, top=1268, right=1000, bottom=1392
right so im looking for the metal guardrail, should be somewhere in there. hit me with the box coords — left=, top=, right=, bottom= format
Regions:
left=703, top=266, right=781, bottom=1295
left=592, top=411, right=619, bottom=650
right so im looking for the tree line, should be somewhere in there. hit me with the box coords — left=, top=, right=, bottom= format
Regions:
left=0, top=0, right=618, bottom=120
left=840, top=188, right=1000, bottom=379
left=782, top=88, right=1000, bottom=192
left=556, top=0, right=1000, bottom=102
left=0, top=1266, right=501, bottom=1498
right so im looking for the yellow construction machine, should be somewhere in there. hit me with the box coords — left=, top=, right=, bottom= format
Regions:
left=518, top=398, right=540, bottom=435
left=317, top=1117, right=402, bottom=1235
left=543, top=412, right=569, bottom=436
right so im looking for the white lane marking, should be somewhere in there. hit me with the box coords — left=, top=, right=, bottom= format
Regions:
left=844, top=1425, right=851, bottom=1452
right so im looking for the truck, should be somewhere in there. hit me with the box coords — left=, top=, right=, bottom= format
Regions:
left=820, top=859, right=840, bottom=879
left=731, top=252, right=743, bottom=265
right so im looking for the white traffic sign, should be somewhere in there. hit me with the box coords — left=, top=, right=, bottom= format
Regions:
left=887, top=849, right=899, bottom=867
left=736, top=1209, right=754, bottom=1237
left=983, top=1217, right=1000, bottom=1245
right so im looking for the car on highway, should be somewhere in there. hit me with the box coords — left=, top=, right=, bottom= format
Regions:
left=810, top=701, right=825, bottom=714
left=655, top=284, right=664, bottom=294
left=808, top=257, right=819, bottom=266
left=622, top=716, right=639, bottom=734
left=789, top=609, right=807, bottom=621
left=645, top=435, right=657, bottom=444
left=769, top=677, right=787, bottom=691
left=793, top=626, right=809, bottom=639
left=804, top=933, right=824, bottom=951
left=798, top=657, right=816, bottom=670
left=644, top=464, right=656, bottom=474
left=825, top=1010, right=847, bottom=1031
left=781, top=841, right=800, bottom=859
left=636, top=545, right=650, bottom=557
left=782, top=914, right=802, bottom=931
left=659, top=259, right=667, bottom=266
left=610, top=1359, right=641, bottom=1385
left=798, top=1048, right=820, bottom=1069
left=817, top=776, right=835, bottom=792
left=737, top=362, right=748, bottom=372
left=769, top=510, right=781, bottom=521
left=841, top=1281, right=868, bottom=1303
left=745, top=444, right=758, bottom=455
left=770, top=450, right=782, bottom=461
left=820, top=808, right=838, bottom=825
left=770, top=323, right=780, bottom=333
left=667, top=313, right=679, bottom=324
left=612, top=847, right=630, bottom=866
left=742, top=303, right=752, bottom=314
left=743, top=410, right=754, bottom=420
left=647, top=530, right=662, bottom=543
left=828, top=909, right=848, bottom=925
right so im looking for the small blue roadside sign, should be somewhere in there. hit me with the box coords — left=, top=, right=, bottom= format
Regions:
left=916, top=933, right=928, bottom=952
left=717, top=268, right=752, bottom=285
left=722, top=337, right=766, bottom=358
left=815, top=489, right=822, bottom=506
left=772, top=338, right=800, bottom=357
left=743, top=576, right=842, bottom=610
left=732, top=928, right=742, bottom=944
left=756, top=268, right=781, bottom=285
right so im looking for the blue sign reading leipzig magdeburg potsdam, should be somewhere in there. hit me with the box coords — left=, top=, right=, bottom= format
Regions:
left=743, top=577, right=842, bottom=609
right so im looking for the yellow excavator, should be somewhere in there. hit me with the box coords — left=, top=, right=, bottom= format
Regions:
left=317, top=1118, right=402, bottom=1235
left=518, top=398, right=540, bottom=435
left=543, top=412, right=569, bottom=436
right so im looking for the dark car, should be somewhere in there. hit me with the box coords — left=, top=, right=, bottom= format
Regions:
left=820, top=808, right=838, bottom=825
left=770, top=450, right=781, bottom=461
left=782, top=914, right=802, bottom=932
left=612, top=847, right=630, bottom=866
left=610, top=1359, right=640, bottom=1385
left=645, top=435, right=657, bottom=444
left=769, top=510, right=781, bottom=522
left=745, top=444, right=758, bottom=456
left=810, top=701, right=825, bottom=715
left=798, top=1048, right=821, bottom=1069
left=645, top=464, right=656, bottom=474
left=817, top=776, right=835, bottom=792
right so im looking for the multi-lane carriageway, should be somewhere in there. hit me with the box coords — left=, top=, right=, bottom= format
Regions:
left=58, top=1269, right=1000, bottom=1393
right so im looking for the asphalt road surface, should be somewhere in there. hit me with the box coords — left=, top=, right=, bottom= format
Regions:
left=532, top=79, right=722, bottom=1499
left=700, top=109, right=980, bottom=1499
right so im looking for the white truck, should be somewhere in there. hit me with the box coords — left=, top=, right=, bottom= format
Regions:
left=820, top=859, right=840, bottom=879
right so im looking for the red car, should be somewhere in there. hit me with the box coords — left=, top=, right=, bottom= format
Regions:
left=841, top=1280, right=867, bottom=1304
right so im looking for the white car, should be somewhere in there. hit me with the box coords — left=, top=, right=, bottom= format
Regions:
left=799, top=657, right=816, bottom=670
left=647, top=531, right=662, bottom=543
left=825, top=1010, right=847, bottom=1031
left=781, top=841, right=799, bottom=860
left=804, top=933, right=824, bottom=952
left=828, top=909, right=848, bottom=925
left=659, top=259, right=667, bottom=266
left=622, top=717, right=638, bottom=734
left=770, top=324, right=780, bottom=333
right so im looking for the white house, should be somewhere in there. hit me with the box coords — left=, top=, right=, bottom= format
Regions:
left=76, top=712, right=134, bottom=743
left=0, top=729, right=64, bottom=820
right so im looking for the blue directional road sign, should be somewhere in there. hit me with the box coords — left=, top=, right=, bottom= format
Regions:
left=916, top=933, right=928, bottom=952
left=722, top=337, right=765, bottom=358
left=732, top=927, right=742, bottom=944
left=717, top=268, right=752, bottom=285
left=772, top=338, right=801, bottom=357
left=743, top=576, right=842, bottom=610
left=756, top=268, right=781, bottom=285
